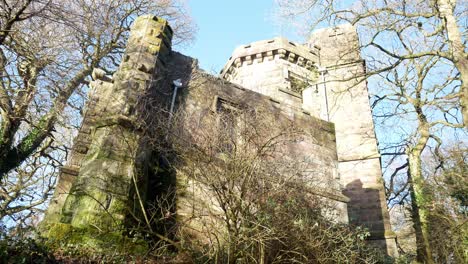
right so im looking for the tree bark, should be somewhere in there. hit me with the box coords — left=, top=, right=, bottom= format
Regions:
left=0, top=68, right=90, bottom=181
left=436, top=0, right=468, bottom=127
left=407, top=122, right=434, bottom=263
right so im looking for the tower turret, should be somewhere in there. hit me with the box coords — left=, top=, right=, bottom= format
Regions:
left=221, top=25, right=398, bottom=257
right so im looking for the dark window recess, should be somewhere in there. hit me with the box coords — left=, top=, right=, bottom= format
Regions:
left=288, top=71, right=308, bottom=94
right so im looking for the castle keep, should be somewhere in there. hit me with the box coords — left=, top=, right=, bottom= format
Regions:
left=43, top=15, right=397, bottom=256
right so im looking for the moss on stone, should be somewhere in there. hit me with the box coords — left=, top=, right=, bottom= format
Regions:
left=45, top=223, right=74, bottom=241
left=67, top=190, right=127, bottom=229
left=45, top=223, right=148, bottom=256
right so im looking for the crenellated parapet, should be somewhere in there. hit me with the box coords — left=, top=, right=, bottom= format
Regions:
left=220, top=38, right=321, bottom=110
left=221, top=37, right=319, bottom=80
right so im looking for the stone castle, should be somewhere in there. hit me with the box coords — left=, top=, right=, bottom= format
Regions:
left=43, top=15, right=397, bottom=256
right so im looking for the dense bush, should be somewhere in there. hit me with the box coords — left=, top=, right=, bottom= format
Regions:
left=0, top=235, right=55, bottom=264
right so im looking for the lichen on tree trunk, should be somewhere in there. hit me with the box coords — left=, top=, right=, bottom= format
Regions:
left=407, top=122, right=435, bottom=264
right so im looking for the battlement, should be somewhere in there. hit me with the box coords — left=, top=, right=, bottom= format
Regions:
left=221, top=38, right=321, bottom=111
left=221, top=37, right=319, bottom=79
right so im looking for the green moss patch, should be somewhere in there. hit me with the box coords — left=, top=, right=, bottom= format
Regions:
left=44, top=223, right=148, bottom=256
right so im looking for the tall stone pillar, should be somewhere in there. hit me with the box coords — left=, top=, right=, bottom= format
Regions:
left=43, top=15, right=172, bottom=246
left=309, top=24, right=398, bottom=256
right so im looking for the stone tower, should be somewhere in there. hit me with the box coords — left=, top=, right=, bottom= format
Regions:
left=221, top=24, right=397, bottom=256
left=43, top=15, right=173, bottom=243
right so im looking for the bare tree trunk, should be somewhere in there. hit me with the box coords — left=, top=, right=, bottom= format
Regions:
left=0, top=68, right=90, bottom=180
left=407, top=169, right=427, bottom=263
left=0, top=0, right=35, bottom=45
left=437, top=0, right=468, bottom=127
left=407, top=123, right=434, bottom=263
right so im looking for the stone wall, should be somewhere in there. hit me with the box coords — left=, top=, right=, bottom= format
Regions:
left=43, top=15, right=173, bottom=246
left=309, top=24, right=398, bottom=256
left=164, top=53, right=349, bottom=242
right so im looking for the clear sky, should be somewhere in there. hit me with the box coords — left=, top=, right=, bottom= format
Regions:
left=180, top=1, right=298, bottom=73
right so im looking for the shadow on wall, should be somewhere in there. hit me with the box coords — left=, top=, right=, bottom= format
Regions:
left=343, top=179, right=387, bottom=250
left=135, top=51, right=196, bottom=244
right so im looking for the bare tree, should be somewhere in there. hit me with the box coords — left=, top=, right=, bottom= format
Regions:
left=0, top=144, right=61, bottom=235
left=0, top=0, right=196, bottom=233
left=275, top=1, right=467, bottom=262
left=0, top=1, right=50, bottom=45
left=0, top=0, right=195, bottom=179
left=373, top=56, right=465, bottom=262
left=276, top=0, right=466, bottom=125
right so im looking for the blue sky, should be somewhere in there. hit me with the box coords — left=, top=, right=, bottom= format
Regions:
left=180, top=1, right=298, bottom=73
